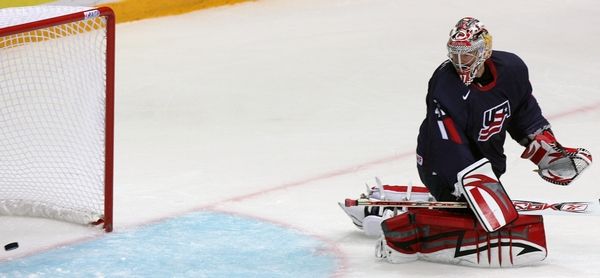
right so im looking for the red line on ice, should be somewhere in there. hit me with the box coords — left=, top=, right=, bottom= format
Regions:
left=220, top=101, right=600, bottom=204
left=546, top=100, right=600, bottom=120
left=211, top=152, right=414, bottom=205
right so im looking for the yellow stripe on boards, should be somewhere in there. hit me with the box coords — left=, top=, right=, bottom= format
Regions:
left=1, top=0, right=253, bottom=47
left=100, top=0, right=255, bottom=23
left=1, top=1, right=255, bottom=24
left=0, top=0, right=54, bottom=8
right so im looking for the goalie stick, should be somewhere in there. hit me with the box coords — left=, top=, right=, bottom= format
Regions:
left=344, top=198, right=600, bottom=215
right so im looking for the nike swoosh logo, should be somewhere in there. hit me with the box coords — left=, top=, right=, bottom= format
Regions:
left=462, top=89, right=471, bottom=100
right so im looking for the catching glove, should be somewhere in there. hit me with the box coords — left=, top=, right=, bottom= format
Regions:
left=521, top=130, right=592, bottom=185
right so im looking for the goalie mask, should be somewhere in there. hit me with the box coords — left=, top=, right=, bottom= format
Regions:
left=447, top=17, right=493, bottom=85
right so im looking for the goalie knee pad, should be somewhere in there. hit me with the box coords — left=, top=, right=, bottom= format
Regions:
left=380, top=209, right=547, bottom=267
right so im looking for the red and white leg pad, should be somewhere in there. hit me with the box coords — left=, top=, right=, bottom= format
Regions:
left=378, top=209, right=547, bottom=267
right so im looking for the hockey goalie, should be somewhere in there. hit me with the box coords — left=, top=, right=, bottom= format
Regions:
left=339, top=17, right=592, bottom=268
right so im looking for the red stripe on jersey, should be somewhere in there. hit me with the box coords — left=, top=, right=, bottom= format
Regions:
left=442, top=117, right=463, bottom=144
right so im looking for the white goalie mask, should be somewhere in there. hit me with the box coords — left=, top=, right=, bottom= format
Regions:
left=447, top=17, right=493, bottom=85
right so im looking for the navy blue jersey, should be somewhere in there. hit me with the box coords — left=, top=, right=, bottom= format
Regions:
left=416, top=51, right=549, bottom=199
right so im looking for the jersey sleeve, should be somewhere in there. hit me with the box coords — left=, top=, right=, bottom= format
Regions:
left=506, top=57, right=550, bottom=144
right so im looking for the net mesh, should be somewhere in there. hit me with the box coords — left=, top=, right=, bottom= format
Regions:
left=0, top=6, right=108, bottom=225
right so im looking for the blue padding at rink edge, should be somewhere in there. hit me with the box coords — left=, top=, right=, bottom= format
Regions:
left=0, top=212, right=337, bottom=277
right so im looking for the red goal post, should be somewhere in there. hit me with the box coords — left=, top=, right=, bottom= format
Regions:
left=0, top=6, right=115, bottom=232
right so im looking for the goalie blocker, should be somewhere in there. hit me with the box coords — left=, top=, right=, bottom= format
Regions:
left=377, top=209, right=547, bottom=267
left=455, top=158, right=519, bottom=232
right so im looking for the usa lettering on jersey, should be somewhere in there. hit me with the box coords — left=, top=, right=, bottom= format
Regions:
left=478, top=100, right=511, bottom=141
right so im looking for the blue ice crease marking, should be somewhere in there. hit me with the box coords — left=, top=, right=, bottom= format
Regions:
left=0, top=212, right=337, bottom=277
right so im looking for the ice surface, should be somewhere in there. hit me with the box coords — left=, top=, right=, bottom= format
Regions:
left=0, top=212, right=336, bottom=277
left=1, top=0, right=600, bottom=277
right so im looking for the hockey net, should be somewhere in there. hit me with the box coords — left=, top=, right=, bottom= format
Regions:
left=0, top=6, right=114, bottom=232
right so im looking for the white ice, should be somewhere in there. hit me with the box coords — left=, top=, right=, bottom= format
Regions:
left=1, top=0, right=600, bottom=277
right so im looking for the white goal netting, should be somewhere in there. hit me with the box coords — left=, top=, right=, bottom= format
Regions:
left=0, top=6, right=112, bottom=226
